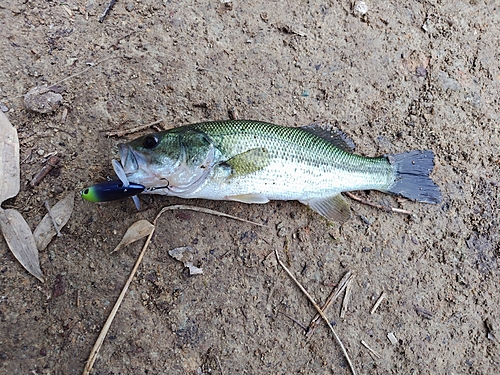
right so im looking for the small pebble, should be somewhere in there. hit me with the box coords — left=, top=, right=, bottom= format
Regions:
left=387, top=332, right=398, bottom=345
left=353, top=1, right=368, bottom=17
left=24, top=85, right=63, bottom=113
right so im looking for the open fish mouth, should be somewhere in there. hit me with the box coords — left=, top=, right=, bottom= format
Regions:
left=117, top=143, right=170, bottom=190
left=118, top=143, right=139, bottom=175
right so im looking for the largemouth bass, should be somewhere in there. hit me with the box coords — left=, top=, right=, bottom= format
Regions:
left=116, top=120, right=441, bottom=222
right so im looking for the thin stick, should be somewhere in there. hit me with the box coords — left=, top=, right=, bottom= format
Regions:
left=414, top=305, right=433, bottom=320
left=274, top=250, right=356, bottom=375
left=61, top=4, right=73, bottom=17
left=345, top=192, right=414, bottom=216
left=84, top=205, right=263, bottom=374
left=3, top=56, right=115, bottom=104
left=360, top=340, right=381, bottom=359
left=106, top=119, right=165, bottom=137
left=370, top=291, right=386, bottom=315
left=157, top=204, right=266, bottom=227
left=98, top=0, right=117, bottom=23
left=50, top=56, right=115, bottom=89
left=44, top=200, right=62, bottom=237
left=306, top=271, right=354, bottom=338
left=83, top=221, right=156, bottom=374
left=83, top=203, right=262, bottom=374
left=31, top=155, right=60, bottom=187
left=215, top=355, right=224, bottom=375
left=278, top=310, right=308, bottom=331
left=340, top=275, right=355, bottom=319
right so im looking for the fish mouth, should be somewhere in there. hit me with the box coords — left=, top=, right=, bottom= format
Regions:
left=118, top=143, right=141, bottom=175
left=118, top=143, right=162, bottom=189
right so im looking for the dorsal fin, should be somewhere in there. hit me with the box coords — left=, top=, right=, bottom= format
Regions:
left=301, top=123, right=356, bottom=153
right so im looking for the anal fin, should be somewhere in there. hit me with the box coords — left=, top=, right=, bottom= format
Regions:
left=301, top=194, right=351, bottom=223
left=226, top=193, right=270, bottom=204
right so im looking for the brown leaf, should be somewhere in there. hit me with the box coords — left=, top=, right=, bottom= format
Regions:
left=33, top=192, right=75, bottom=251
left=0, top=112, right=20, bottom=204
left=0, top=208, right=44, bottom=282
left=111, top=220, right=154, bottom=253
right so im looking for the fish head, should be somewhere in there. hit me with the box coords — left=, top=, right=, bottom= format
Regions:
left=118, top=131, right=181, bottom=190
left=118, top=129, right=216, bottom=195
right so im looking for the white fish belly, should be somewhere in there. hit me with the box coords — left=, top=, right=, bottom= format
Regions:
left=182, top=158, right=394, bottom=202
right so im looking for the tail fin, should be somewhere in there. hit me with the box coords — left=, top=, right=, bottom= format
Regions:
left=385, top=150, right=441, bottom=204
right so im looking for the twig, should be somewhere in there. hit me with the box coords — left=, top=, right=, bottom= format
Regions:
left=370, top=291, right=386, bottom=315
left=274, top=250, right=356, bottom=375
left=31, top=155, right=60, bottom=187
left=2, top=56, right=115, bottom=102
left=340, top=275, right=355, bottom=319
left=278, top=310, right=308, bottom=331
left=284, top=237, right=291, bottom=266
left=414, top=305, right=433, bottom=320
left=106, top=119, right=165, bottom=137
left=44, top=200, right=62, bottom=237
left=215, top=355, right=224, bottom=375
left=109, top=31, right=139, bottom=50
left=61, top=4, right=73, bottom=17
left=83, top=213, right=157, bottom=374
left=157, top=204, right=266, bottom=227
left=3, top=56, right=116, bottom=104
left=83, top=204, right=264, bottom=374
left=360, top=340, right=381, bottom=359
left=98, top=0, right=117, bottom=23
left=306, top=271, right=354, bottom=338
left=49, top=56, right=115, bottom=89
left=345, top=192, right=414, bottom=216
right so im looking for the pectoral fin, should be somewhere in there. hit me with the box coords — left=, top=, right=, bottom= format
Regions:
left=223, top=148, right=270, bottom=177
left=226, top=193, right=270, bottom=204
left=301, top=194, right=351, bottom=223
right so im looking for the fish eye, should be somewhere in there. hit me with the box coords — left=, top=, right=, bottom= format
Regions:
left=142, top=134, right=159, bottom=149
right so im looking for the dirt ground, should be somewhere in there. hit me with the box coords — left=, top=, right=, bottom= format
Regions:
left=1, top=0, right=499, bottom=374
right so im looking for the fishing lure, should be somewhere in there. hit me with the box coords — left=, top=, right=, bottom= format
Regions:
left=80, top=180, right=145, bottom=202
left=81, top=159, right=144, bottom=209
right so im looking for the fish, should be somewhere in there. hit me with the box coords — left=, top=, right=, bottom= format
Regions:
left=116, top=120, right=441, bottom=222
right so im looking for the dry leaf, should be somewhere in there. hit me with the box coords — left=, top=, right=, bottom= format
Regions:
left=168, top=246, right=203, bottom=275
left=33, top=192, right=75, bottom=251
left=0, top=208, right=44, bottom=282
left=0, top=111, right=20, bottom=203
left=0, top=113, right=43, bottom=281
left=111, top=220, right=154, bottom=253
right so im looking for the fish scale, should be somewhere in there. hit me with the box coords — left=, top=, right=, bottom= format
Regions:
left=192, top=121, right=393, bottom=197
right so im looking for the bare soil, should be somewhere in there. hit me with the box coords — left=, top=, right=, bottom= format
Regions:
left=1, top=0, right=499, bottom=374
